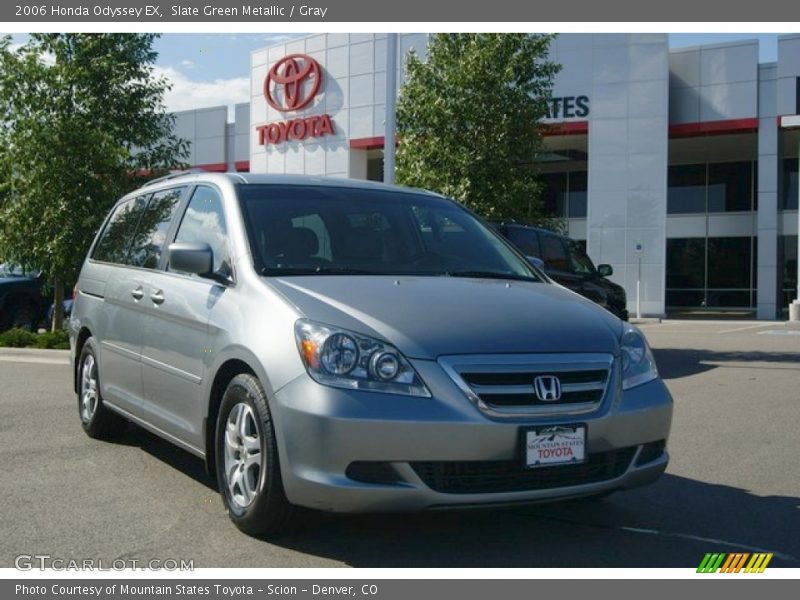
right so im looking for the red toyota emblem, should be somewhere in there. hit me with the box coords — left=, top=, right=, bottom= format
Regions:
left=264, top=54, right=323, bottom=112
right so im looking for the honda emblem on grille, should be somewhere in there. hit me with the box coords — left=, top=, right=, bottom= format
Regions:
left=534, top=375, right=562, bottom=401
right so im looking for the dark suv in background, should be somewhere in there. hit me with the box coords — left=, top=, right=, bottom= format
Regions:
left=493, top=223, right=629, bottom=321
left=0, top=263, right=44, bottom=331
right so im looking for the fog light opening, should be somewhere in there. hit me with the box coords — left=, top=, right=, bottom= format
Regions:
left=345, top=461, right=403, bottom=485
left=635, top=440, right=666, bottom=466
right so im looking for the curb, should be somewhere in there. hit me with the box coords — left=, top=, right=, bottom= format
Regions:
left=0, top=347, right=70, bottom=365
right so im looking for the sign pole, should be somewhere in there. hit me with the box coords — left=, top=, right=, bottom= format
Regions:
left=634, top=241, right=643, bottom=319
left=637, top=255, right=642, bottom=320
left=384, top=33, right=398, bottom=185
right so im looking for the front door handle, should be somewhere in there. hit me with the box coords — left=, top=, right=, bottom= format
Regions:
left=131, top=286, right=144, bottom=301
left=150, top=290, right=165, bottom=305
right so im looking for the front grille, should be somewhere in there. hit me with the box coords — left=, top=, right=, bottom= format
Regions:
left=411, top=447, right=636, bottom=494
left=439, top=353, right=615, bottom=417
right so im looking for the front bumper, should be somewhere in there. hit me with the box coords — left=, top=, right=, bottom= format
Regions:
left=269, top=360, right=672, bottom=513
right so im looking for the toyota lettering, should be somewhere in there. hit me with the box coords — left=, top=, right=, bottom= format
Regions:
left=257, top=54, right=335, bottom=147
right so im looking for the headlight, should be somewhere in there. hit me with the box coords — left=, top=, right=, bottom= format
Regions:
left=620, top=324, right=658, bottom=390
left=294, top=319, right=431, bottom=397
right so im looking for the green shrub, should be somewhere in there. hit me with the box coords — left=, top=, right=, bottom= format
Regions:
left=0, top=328, right=37, bottom=347
left=0, top=327, right=69, bottom=349
left=31, top=329, right=70, bottom=349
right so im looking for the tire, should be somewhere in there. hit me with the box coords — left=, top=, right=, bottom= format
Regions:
left=77, top=338, right=127, bottom=439
left=215, top=373, right=292, bottom=536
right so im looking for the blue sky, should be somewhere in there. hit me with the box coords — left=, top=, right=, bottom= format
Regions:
left=3, top=32, right=791, bottom=119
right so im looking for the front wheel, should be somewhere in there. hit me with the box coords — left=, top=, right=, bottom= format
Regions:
left=215, top=373, right=292, bottom=536
left=77, top=338, right=126, bottom=438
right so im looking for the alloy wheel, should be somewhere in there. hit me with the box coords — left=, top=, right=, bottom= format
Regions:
left=80, top=354, right=98, bottom=423
left=223, top=402, right=263, bottom=509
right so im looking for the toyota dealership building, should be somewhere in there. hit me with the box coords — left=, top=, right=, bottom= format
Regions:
left=171, top=33, right=800, bottom=319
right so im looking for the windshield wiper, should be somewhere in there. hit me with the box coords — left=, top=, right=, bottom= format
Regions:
left=260, top=266, right=379, bottom=276
left=443, top=270, right=538, bottom=282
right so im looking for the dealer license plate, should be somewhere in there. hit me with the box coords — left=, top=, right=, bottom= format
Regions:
left=524, top=425, right=586, bottom=468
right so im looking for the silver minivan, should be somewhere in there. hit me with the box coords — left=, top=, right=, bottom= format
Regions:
left=70, top=172, right=672, bottom=536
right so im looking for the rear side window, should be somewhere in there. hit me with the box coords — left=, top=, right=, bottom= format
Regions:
left=92, top=196, right=148, bottom=265
left=127, top=188, right=184, bottom=269
left=169, top=186, right=230, bottom=275
left=541, top=234, right=569, bottom=272
left=506, top=227, right=541, bottom=257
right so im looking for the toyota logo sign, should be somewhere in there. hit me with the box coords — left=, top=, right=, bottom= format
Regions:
left=264, top=54, right=323, bottom=112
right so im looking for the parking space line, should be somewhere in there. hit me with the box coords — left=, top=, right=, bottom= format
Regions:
left=519, top=513, right=798, bottom=563
left=619, top=527, right=797, bottom=562
left=717, top=324, right=775, bottom=334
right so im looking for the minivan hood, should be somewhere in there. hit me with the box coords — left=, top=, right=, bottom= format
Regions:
left=265, top=276, right=623, bottom=359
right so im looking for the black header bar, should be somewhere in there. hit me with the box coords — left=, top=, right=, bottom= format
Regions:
left=2, top=0, right=799, bottom=22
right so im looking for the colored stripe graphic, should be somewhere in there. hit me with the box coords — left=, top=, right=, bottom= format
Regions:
left=697, top=553, right=726, bottom=573
left=744, top=553, right=773, bottom=573
left=698, top=552, right=773, bottom=573
left=720, top=553, right=749, bottom=573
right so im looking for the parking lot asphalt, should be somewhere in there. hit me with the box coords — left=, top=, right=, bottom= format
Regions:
left=0, top=319, right=798, bottom=569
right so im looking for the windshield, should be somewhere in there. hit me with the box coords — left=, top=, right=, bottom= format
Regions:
left=238, top=185, right=540, bottom=281
left=566, top=239, right=597, bottom=275
left=0, top=263, right=27, bottom=278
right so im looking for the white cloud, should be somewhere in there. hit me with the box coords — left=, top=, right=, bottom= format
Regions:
left=180, top=59, right=195, bottom=69
left=5, top=39, right=55, bottom=65
left=153, top=66, right=250, bottom=122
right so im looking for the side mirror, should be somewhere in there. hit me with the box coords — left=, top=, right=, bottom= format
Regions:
left=597, top=264, right=613, bottom=277
left=527, top=256, right=545, bottom=271
left=169, top=242, right=213, bottom=276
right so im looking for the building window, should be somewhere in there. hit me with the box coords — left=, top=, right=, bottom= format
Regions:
left=706, top=237, right=754, bottom=308
left=707, top=162, right=753, bottom=212
left=778, top=235, right=798, bottom=307
left=568, top=171, right=588, bottom=218
left=540, top=172, right=567, bottom=217
left=665, top=238, right=705, bottom=307
left=538, top=170, right=587, bottom=219
left=668, top=162, right=755, bottom=214
left=668, top=164, right=706, bottom=214
left=367, top=157, right=384, bottom=182
left=781, top=158, right=798, bottom=211
left=666, top=236, right=756, bottom=309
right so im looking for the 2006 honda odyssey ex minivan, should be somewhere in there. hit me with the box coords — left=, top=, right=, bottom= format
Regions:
left=70, top=172, right=672, bottom=536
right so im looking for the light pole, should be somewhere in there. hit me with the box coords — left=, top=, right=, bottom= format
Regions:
left=783, top=115, right=800, bottom=321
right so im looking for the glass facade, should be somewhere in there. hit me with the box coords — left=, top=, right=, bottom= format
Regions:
left=668, top=164, right=706, bottom=214
left=780, top=158, right=798, bottom=211
left=668, top=161, right=755, bottom=214
left=778, top=235, right=798, bottom=308
left=666, top=236, right=757, bottom=309
left=539, top=171, right=588, bottom=218
left=520, top=158, right=776, bottom=314
left=568, top=171, right=588, bottom=218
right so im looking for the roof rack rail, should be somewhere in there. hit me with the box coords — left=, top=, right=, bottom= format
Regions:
left=140, top=168, right=207, bottom=188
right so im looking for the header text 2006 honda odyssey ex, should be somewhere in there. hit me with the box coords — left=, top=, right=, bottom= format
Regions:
left=70, top=172, right=672, bottom=536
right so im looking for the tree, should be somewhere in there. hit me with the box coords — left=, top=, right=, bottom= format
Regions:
left=396, top=34, right=560, bottom=222
left=0, top=34, right=188, bottom=330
